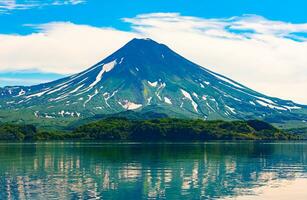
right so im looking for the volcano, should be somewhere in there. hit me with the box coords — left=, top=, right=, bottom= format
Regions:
left=0, top=38, right=306, bottom=125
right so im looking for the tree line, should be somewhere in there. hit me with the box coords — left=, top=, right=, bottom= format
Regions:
left=0, top=118, right=299, bottom=141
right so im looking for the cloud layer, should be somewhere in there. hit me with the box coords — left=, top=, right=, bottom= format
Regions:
left=0, top=0, right=84, bottom=13
left=0, top=22, right=137, bottom=73
left=0, top=13, right=306, bottom=104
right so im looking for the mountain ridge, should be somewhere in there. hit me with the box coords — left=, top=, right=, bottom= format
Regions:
left=0, top=38, right=306, bottom=127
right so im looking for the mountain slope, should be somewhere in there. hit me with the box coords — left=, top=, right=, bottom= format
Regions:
left=0, top=38, right=306, bottom=126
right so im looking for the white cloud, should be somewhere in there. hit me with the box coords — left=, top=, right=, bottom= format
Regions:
left=0, top=0, right=84, bottom=13
left=0, top=13, right=306, bottom=104
left=52, top=0, right=85, bottom=6
left=0, top=22, right=137, bottom=74
left=0, top=0, right=37, bottom=11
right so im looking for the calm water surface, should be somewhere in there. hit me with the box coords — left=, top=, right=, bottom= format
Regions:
left=0, top=142, right=306, bottom=199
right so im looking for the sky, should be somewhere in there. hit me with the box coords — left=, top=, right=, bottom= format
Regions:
left=0, top=0, right=306, bottom=104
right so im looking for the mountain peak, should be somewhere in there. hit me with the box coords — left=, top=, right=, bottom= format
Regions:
left=122, top=38, right=168, bottom=51
left=107, top=37, right=174, bottom=65
left=128, top=38, right=157, bottom=44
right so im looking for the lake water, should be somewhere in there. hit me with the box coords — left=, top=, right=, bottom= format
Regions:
left=0, top=142, right=306, bottom=199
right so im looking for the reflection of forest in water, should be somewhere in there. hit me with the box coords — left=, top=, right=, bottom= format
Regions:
left=0, top=142, right=306, bottom=199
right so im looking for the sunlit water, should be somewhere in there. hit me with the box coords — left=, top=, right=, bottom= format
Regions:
left=0, top=142, right=306, bottom=199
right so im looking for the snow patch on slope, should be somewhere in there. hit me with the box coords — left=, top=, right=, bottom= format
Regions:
left=256, top=100, right=287, bottom=111
left=119, top=100, right=142, bottom=110
left=225, top=105, right=236, bottom=114
left=181, top=89, right=192, bottom=99
left=69, top=84, right=84, bottom=94
left=47, top=84, right=69, bottom=95
left=148, top=81, right=158, bottom=87
left=284, top=105, right=301, bottom=110
left=164, top=97, right=172, bottom=105
left=249, top=101, right=256, bottom=106
left=83, top=89, right=99, bottom=107
left=147, top=97, right=153, bottom=105
left=156, top=82, right=166, bottom=100
left=192, top=92, right=199, bottom=99
left=119, top=57, right=124, bottom=64
left=180, top=89, right=198, bottom=112
left=26, top=90, right=48, bottom=98
left=15, top=89, right=26, bottom=97
left=257, top=97, right=276, bottom=105
left=202, top=96, right=215, bottom=112
left=103, top=90, right=118, bottom=107
left=89, top=60, right=117, bottom=88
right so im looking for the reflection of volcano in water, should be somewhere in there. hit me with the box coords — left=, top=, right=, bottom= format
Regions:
left=0, top=142, right=306, bottom=199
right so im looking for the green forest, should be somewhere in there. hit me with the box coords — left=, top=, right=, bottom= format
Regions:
left=0, top=118, right=299, bottom=141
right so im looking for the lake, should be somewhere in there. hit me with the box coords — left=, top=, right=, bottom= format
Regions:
left=0, top=142, right=306, bottom=199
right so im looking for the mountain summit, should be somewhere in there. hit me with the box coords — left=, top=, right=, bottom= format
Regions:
left=0, top=38, right=306, bottom=125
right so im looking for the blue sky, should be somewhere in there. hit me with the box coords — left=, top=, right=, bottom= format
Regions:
left=0, top=0, right=306, bottom=103
left=1, top=0, right=306, bottom=34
